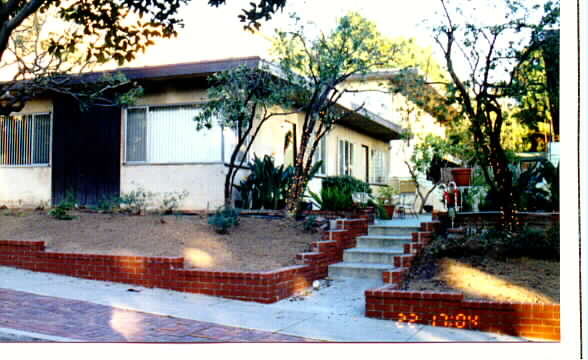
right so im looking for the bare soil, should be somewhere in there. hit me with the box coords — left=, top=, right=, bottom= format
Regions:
left=402, top=255, right=559, bottom=304
left=0, top=209, right=319, bottom=272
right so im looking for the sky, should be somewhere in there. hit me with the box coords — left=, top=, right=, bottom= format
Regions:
left=125, top=0, right=442, bottom=68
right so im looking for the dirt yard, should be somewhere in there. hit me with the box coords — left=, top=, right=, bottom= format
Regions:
left=0, top=209, right=319, bottom=272
left=402, top=255, right=559, bottom=304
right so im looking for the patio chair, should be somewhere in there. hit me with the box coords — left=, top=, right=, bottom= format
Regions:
left=395, top=180, right=418, bottom=218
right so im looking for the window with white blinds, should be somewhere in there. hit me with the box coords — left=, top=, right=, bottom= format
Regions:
left=370, top=149, right=386, bottom=184
left=222, top=127, right=248, bottom=164
left=125, top=105, right=223, bottom=163
left=338, top=139, right=353, bottom=176
left=312, top=136, right=327, bottom=175
left=0, top=113, right=51, bottom=166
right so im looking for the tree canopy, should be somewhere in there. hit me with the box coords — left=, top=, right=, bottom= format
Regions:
left=433, top=0, right=559, bottom=222
left=194, top=63, right=295, bottom=206
left=0, top=0, right=287, bottom=114
left=271, top=12, right=403, bottom=213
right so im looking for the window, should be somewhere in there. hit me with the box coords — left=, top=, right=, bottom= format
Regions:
left=222, top=126, right=248, bottom=165
left=283, top=122, right=297, bottom=167
left=338, top=139, right=354, bottom=176
left=312, top=136, right=327, bottom=175
left=370, top=149, right=386, bottom=184
left=125, top=105, right=223, bottom=163
left=0, top=113, right=51, bottom=166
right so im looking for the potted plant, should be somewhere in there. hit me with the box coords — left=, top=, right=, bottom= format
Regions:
left=451, top=167, right=473, bottom=186
left=376, top=185, right=398, bottom=218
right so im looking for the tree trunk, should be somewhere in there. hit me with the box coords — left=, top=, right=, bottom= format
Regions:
left=286, top=134, right=311, bottom=215
left=224, top=167, right=233, bottom=208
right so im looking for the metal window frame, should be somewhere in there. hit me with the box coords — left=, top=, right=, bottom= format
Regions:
left=313, top=136, right=327, bottom=176
left=123, top=102, right=224, bottom=165
left=0, top=112, right=52, bottom=168
left=369, top=149, right=387, bottom=185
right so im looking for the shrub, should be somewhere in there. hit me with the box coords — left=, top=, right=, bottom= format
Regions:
left=208, top=206, right=240, bottom=234
left=160, top=190, right=189, bottom=215
left=498, top=226, right=559, bottom=260
left=376, top=185, right=397, bottom=204
left=426, top=225, right=559, bottom=260
left=322, top=175, right=371, bottom=195
left=479, top=159, right=559, bottom=212
left=373, top=200, right=391, bottom=220
left=48, top=201, right=76, bottom=220
left=309, top=175, right=372, bottom=211
left=302, top=215, right=320, bottom=233
left=119, top=186, right=156, bottom=215
left=48, top=190, right=77, bottom=220
left=308, top=186, right=353, bottom=211
left=94, top=195, right=121, bottom=213
left=235, top=155, right=294, bottom=210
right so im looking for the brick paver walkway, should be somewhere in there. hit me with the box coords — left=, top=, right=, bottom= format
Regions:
left=0, top=288, right=318, bottom=342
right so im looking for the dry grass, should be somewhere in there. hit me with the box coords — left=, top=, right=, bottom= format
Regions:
left=404, top=256, right=559, bottom=304
left=0, top=209, right=319, bottom=272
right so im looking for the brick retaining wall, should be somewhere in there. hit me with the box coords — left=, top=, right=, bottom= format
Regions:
left=365, top=287, right=560, bottom=340
left=365, top=221, right=560, bottom=341
left=433, top=211, right=559, bottom=232
left=0, top=218, right=368, bottom=304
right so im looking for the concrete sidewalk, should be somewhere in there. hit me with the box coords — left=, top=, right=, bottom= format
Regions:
left=0, top=266, right=526, bottom=342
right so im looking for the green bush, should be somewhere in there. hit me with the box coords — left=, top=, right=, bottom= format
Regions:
left=309, top=175, right=371, bottom=211
left=479, top=159, right=559, bottom=212
left=234, top=155, right=294, bottom=210
left=322, top=175, right=371, bottom=195
left=94, top=195, right=122, bottom=213
left=48, top=189, right=77, bottom=220
left=119, top=186, right=156, bottom=215
left=208, top=206, right=240, bottom=234
left=371, top=200, right=391, bottom=220
left=160, top=190, right=189, bottom=215
left=498, top=226, right=559, bottom=260
left=303, top=215, right=320, bottom=233
left=308, top=186, right=353, bottom=211
left=48, top=201, right=76, bottom=220
left=426, top=225, right=559, bottom=260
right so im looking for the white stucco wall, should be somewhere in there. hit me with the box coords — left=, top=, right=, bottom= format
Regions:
left=0, top=99, right=54, bottom=208
left=1, top=83, right=398, bottom=210
left=0, top=167, right=52, bottom=208
left=388, top=93, right=446, bottom=180
left=120, top=164, right=226, bottom=210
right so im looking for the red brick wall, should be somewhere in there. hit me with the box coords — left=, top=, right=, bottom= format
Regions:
left=433, top=211, right=559, bottom=232
left=365, top=286, right=560, bottom=341
left=369, top=220, right=560, bottom=341
left=303, top=208, right=376, bottom=224
left=0, top=218, right=369, bottom=304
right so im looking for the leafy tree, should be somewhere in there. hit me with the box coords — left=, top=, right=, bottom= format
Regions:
left=0, top=0, right=287, bottom=115
left=194, top=64, right=296, bottom=206
left=432, top=0, right=559, bottom=223
left=271, top=13, right=402, bottom=214
left=404, top=134, right=464, bottom=213
left=510, top=30, right=559, bottom=149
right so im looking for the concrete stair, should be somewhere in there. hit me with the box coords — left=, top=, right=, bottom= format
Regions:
left=367, top=225, right=420, bottom=236
left=328, top=223, right=418, bottom=280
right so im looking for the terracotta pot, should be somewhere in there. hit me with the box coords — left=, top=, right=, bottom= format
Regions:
left=451, top=168, right=472, bottom=186
left=383, top=205, right=395, bottom=218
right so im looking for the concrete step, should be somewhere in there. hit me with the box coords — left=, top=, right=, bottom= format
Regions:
left=356, top=235, right=412, bottom=249
left=328, top=262, right=396, bottom=279
left=368, top=225, right=420, bottom=236
left=343, top=247, right=403, bottom=264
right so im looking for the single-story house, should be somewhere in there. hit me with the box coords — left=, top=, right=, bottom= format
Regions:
left=0, top=56, right=403, bottom=210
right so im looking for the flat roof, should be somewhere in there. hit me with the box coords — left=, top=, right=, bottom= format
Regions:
left=16, top=56, right=402, bottom=141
